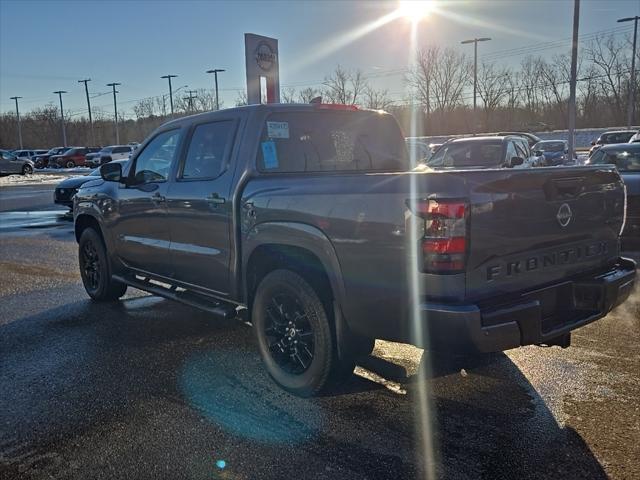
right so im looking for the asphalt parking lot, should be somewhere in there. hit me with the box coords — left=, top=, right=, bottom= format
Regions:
left=0, top=181, right=638, bottom=480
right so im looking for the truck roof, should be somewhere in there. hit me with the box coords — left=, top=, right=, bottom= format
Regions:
left=161, top=103, right=385, bottom=129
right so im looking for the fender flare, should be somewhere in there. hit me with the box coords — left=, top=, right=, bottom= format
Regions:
left=241, top=221, right=347, bottom=310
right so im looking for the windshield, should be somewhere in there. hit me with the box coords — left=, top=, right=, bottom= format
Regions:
left=427, top=141, right=503, bottom=168
left=256, top=111, right=408, bottom=172
left=590, top=148, right=640, bottom=171
left=534, top=141, right=565, bottom=152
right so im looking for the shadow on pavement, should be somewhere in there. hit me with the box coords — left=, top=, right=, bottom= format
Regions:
left=0, top=295, right=608, bottom=479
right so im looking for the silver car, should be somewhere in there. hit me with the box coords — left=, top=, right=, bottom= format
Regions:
left=0, top=149, right=34, bottom=175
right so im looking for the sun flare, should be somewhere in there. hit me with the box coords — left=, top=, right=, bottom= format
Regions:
left=397, top=0, right=435, bottom=23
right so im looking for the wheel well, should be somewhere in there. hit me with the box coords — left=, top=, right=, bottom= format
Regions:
left=75, top=214, right=103, bottom=244
left=246, top=244, right=334, bottom=311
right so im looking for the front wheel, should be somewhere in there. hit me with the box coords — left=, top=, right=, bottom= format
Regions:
left=66, top=160, right=76, bottom=169
left=21, top=164, right=33, bottom=175
left=253, top=269, right=346, bottom=397
left=78, top=228, right=127, bottom=301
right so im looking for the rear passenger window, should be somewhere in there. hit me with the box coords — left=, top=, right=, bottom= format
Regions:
left=256, top=111, right=408, bottom=173
left=181, top=121, right=235, bottom=179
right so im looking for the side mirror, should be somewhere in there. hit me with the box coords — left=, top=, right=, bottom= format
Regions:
left=100, top=162, right=123, bottom=182
left=590, top=141, right=596, bottom=146
left=534, top=150, right=543, bottom=157
left=510, top=156, right=525, bottom=167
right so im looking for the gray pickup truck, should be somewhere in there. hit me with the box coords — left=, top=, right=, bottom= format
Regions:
left=73, top=103, right=636, bottom=396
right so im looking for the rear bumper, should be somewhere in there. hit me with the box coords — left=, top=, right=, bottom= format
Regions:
left=420, top=257, right=636, bottom=353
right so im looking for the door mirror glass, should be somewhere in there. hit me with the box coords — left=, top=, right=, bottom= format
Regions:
left=591, top=141, right=596, bottom=146
left=101, top=162, right=122, bottom=182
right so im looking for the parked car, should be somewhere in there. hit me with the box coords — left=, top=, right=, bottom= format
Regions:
left=54, top=159, right=129, bottom=209
left=586, top=143, right=640, bottom=250
left=426, top=136, right=541, bottom=169
left=13, top=149, right=48, bottom=160
left=51, top=147, right=100, bottom=168
left=33, top=147, right=71, bottom=168
left=73, top=103, right=635, bottom=397
left=85, top=145, right=134, bottom=167
left=532, top=140, right=575, bottom=166
left=496, top=131, right=542, bottom=148
left=589, top=130, right=636, bottom=156
left=0, top=149, right=34, bottom=175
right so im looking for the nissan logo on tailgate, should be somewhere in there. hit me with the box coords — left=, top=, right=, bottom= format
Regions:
left=557, top=203, right=572, bottom=227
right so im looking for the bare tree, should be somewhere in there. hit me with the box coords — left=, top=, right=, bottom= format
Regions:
left=586, top=34, right=628, bottom=122
left=477, top=63, right=511, bottom=111
left=281, top=86, right=298, bottom=103
left=363, top=86, right=394, bottom=110
left=235, top=90, right=248, bottom=107
left=298, top=87, right=320, bottom=103
left=323, top=66, right=367, bottom=105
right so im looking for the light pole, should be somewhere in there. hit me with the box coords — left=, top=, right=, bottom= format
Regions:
left=53, top=90, right=68, bottom=146
left=618, top=16, right=640, bottom=129
left=568, top=0, right=581, bottom=161
left=106, top=83, right=121, bottom=144
left=9, top=96, right=23, bottom=149
left=78, top=79, right=95, bottom=145
left=185, top=90, right=198, bottom=113
left=206, top=69, right=225, bottom=110
left=461, top=37, right=491, bottom=133
left=161, top=74, right=178, bottom=114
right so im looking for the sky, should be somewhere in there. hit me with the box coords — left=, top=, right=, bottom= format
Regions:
left=1, top=0, right=638, bottom=118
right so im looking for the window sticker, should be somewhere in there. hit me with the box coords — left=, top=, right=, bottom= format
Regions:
left=261, top=141, right=279, bottom=169
left=266, top=121, right=289, bottom=139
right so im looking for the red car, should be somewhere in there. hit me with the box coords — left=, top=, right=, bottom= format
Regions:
left=51, top=147, right=101, bottom=168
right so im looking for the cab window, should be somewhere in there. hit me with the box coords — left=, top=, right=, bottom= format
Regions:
left=132, top=130, right=181, bottom=184
left=181, top=121, right=236, bottom=179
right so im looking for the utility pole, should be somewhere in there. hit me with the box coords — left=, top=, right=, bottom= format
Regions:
left=106, top=83, right=121, bottom=144
left=53, top=90, right=68, bottom=146
left=461, top=37, right=491, bottom=134
left=206, top=69, right=225, bottom=110
left=9, top=96, right=23, bottom=149
left=78, top=79, right=95, bottom=145
left=161, top=74, right=178, bottom=115
left=185, top=90, right=198, bottom=113
left=618, top=15, right=640, bottom=129
left=568, top=0, right=580, bottom=161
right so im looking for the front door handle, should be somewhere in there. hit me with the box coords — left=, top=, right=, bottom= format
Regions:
left=151, top=192, right=166, bottom=203
left=207, top=193, right=226, bottom=205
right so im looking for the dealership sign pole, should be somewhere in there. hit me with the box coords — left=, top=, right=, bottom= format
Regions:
left=245, top=33, right=280, bottom=104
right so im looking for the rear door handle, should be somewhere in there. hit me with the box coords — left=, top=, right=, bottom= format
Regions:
left=207, top=193, right=226, bottom=205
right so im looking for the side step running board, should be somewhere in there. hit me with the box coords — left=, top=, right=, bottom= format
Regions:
left=113, top=274, right=238, bottom=320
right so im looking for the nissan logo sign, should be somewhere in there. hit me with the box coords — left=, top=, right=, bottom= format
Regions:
left=557, top=203, right=572, bottom=227
left=255, top=41, right=276, bottom=71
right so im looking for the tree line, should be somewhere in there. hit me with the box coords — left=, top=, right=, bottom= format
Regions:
left=0, top=32, right=636, bottom=149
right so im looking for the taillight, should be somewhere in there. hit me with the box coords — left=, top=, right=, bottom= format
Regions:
left=408, top=199, right=468, bottom=273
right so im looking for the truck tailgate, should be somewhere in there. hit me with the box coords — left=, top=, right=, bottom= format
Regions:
left=463, top=166, right=626, bottom=301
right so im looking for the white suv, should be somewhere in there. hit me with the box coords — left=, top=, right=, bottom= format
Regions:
left=85, top=145, right=133, bottom=167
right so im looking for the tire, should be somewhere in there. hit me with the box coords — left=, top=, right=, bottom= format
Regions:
left=78, top=228, right=127, bottom=301
left=21, top=164, right=33, bottom=175
left=253, top=269, right=346, bottom=397
left=66, top=160, right=76, bottom=169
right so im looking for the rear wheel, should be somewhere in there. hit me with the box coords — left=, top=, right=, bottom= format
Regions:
left=21, top=164, right=33, bottom=175
left=66, top=160, right=76, bottom=169
left=78, top=228, right=127, bottom=301
left=253, top=269, right=347, bottom=397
